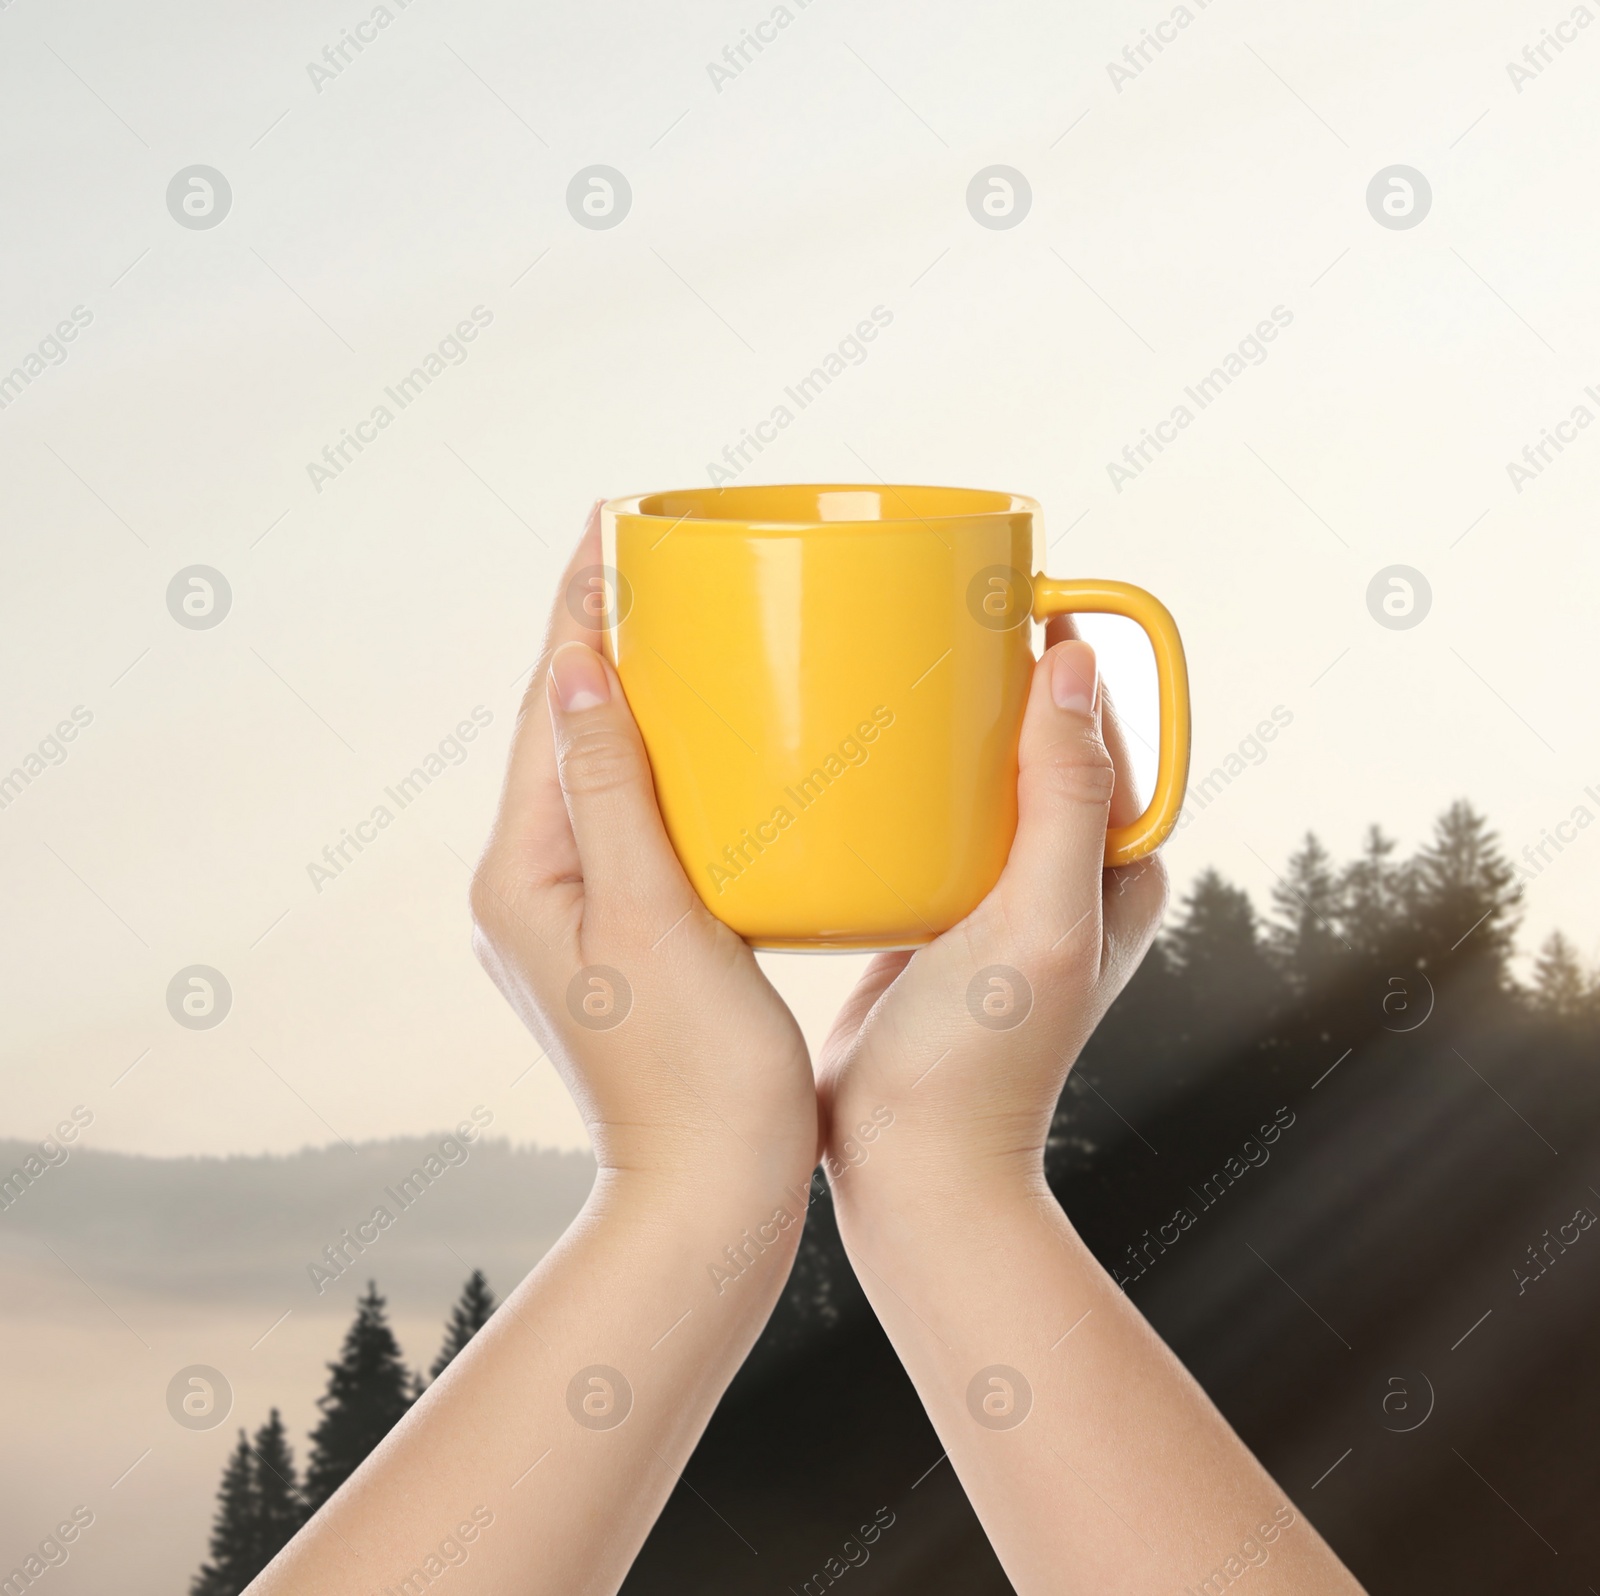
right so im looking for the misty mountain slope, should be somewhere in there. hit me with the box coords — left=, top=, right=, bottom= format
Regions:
left=0, top=1136, right=595, bottom=1305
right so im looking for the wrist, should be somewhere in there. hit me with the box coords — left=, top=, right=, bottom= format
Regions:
left=588, top=1159, right=815, bottom=1256
left=826, top=1111, right=1048, bottom=1213
left=576, top=1165, right=811, bottom=1338
left=824, top=1073, right=1058, bottom=1212
left=588, top=1112, right=818, bottom=1211
left=829, top=1148, right=1064, bottom=1262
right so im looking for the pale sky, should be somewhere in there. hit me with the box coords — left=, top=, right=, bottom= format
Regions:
left=2, top=0, right=1597, bottom=1158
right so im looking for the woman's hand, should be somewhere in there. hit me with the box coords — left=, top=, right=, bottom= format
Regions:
left=817, top=620, right=1165, bottom=1200
left=472, top=502, right=819, bottom=1206
left=815, top=623, right=1362, bottom=1596
left=253, top=505, right=822, bottom=1596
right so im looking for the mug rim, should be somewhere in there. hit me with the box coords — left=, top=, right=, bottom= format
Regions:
left=604, top=483, right=1039, bottom=529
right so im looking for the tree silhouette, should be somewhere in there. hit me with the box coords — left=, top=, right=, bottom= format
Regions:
left=1337, top=824, right=1404, bottom=961
left=1163, top=868, right=1281, bottom=1059
left=430, top=1270, right=498, bottom=1380
left=1532, top=931, right=1591, bottom=1017
left=251, top=1410, right=304, bottom=1566
left=1406, top=799, right=1520, bottom=979
left=191, top=1433, right=258, bottom=1596
left=1167, top=868, right=1275, bottom=985
left=1268, top=833, right=1345, bottom=992
left=189, top=1412, right=306, bottom=1592
left=303, top=1282, right=415, bottom=1513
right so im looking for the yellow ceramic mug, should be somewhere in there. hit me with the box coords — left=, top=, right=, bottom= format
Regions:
left=596, top=485, right=1190, bottom=951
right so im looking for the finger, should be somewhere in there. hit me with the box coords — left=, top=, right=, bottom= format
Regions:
left=1097, top=678, right=1143, bottom=830
left=1044, top=613, right=1140, bottom=829
left=1042, top=611, right=1079, bottom=649
left=998, top=639, right=1113, bottom=952
left=1073, top=631, right=1164, bottom=962
left=489, top=508, right=601, bottom=863
left=546, top=640, right=699, bottom=934
left=482, top=503, right=605, bottom=885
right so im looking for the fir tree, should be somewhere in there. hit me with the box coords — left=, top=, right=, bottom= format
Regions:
left=1337, top=825, right=1404, bottom=959
left=303, top=1282, right=415, bottom=1514
left=1158, top=869, right=1280, bottom=1081
left=1268, top=832, right=1347, bottom=991
left=1162, top=868, right=1281, bottom=1043
left=190, top=1432, right=258, bottom=1596
left=1407, top=800, right=1521, bottom=978
left=1166, top=868, right=1266, bottom=976
left=1531, top=931, right=1590, bottom=1017
left=250, top=1409, right=304, bottom=1567
left=430, top=1270, right=497, bottom=1380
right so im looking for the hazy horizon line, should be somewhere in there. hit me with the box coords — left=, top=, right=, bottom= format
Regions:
left=0, top=1131, right=597, bottom=1166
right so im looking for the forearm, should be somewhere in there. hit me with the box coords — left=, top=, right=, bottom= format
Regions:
left=831, top=1166, right=1362, bottom=1596
left=255, top=1164, right=807, bottom=1596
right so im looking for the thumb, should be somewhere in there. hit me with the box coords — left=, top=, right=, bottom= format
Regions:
left=998, top=639, right=1114, bottom=947
left=546, top=640, right=697, bottom=933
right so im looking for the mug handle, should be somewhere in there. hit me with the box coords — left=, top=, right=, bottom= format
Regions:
left=1031, top=577, right=1192, bottom=867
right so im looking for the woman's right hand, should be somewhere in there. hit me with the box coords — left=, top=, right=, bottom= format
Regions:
left=810, top=629, right=1361, bottom=1596
left=816, top=629, right=1165, bottom=1202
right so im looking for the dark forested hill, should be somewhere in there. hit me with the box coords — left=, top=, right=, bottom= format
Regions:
left=621, top=805, right=1600, bottom=1596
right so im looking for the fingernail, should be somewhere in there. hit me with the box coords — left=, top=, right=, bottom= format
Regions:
left=1050, top=640, right=1097, bottom=715
left=548, top=642, right=611, bottom=713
